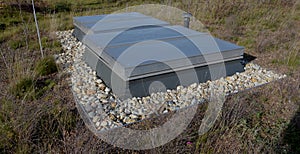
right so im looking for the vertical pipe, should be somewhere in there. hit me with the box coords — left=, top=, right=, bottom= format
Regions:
left=183, top=12, right=192, bottom=28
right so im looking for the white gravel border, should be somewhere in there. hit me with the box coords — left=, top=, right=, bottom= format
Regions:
left=56, top=30, right=286, bottom=132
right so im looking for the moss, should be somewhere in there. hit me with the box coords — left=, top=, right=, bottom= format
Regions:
left=34, top=56, right=58, bottom=77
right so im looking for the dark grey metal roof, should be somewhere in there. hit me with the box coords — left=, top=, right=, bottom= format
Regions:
left=83, top=25, right=244, bottom=81
left=74, top=12, right=147, bottom=24
left=74, top=12, right=245, bottom=99
left=74, top=12, right=170, bottom=34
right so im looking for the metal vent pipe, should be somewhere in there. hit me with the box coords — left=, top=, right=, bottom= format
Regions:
left=183, top=13, right=192, bottom=28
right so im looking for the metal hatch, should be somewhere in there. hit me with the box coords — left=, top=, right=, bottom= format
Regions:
left=83, top=25, right=244, bottom=81
left=73, top=12, right=170, bottom=41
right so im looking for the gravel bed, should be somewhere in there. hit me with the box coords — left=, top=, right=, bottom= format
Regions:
left=55, top=30, right=286, bottom=132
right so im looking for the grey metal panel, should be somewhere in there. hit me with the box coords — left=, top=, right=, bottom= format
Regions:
left=74, top=12, right=148, bottom=24
left=84, top=46, right=244, bottom=99
left=84, top=48, right=129, bottom=98
left=102, top=36, right=243, bottom=66
left=74, top=12, right=170, bottom=35
left=74, top=12, right=149, bottom=33
left=88, top=18, right=170, bottom=34
left=73, top=27, right=86, bottom=41
left=74, top=12, right=246, bottom=99
left=84, top=25, right=243, bottom=61
left=83, top=47, right=99, bottom=70
left=128, top=59, right=245, bottom=98
left=83, top=25, right=203, bottom=51
left=127, top=56, right=244, bottom=80
left=83, top=25, right=244, bottom=80
left=85, top=47, right=127, bottom=81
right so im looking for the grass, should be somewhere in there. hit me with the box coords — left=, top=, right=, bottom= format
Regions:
left=34, top=56, right=58, bottom=77
left=10, top=77, right=35, bottom=99
left=0, top=0, right=299, bottom=153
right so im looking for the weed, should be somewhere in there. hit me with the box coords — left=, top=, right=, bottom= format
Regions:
left=35, top=79, right=56, bottom=98
left=286, top=50, right=300, bottom=69
left=34, top=56, right=58, bottom=77
left=10, top=77, right=34, bottom=99
left=0, top=119, right=16, bottom=152
left=8, top=39, right=26, bottom=50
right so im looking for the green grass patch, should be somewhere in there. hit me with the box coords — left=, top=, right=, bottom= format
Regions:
left=34, top=56, right=58, bottom=77
left=34, top=79, right=56, bottom=98
left=286, top=51, right=300, bottom=68
left=10, top=71, right=57, bottom=100
left=10, top=77, right=35, bottom=99
left=0, top=120, right=16, bottom=152
left=53, top=1, right=72, bottom=12
left=0, top=26, right=22, bottom=43
left=8, top=39, right=26, bottom=50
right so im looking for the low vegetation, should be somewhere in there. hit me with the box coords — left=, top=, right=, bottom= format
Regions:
left=34, top=56, right=58, bottom=77
left=0, top=0, right=299, bottom=153
left=10, top=76, right=34, bottom=99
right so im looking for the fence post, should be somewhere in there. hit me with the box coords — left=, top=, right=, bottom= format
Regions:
left=32, top=0, right=44, bottom=58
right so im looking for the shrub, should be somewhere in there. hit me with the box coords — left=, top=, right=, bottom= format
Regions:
left=34, top=56, right=58, bottom=77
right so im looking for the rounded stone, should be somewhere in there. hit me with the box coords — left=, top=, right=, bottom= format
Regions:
left=98, top=83, right=106, bottom=91
left=124, top=108, right=131, bottom=115
left=105, top=87, right=111, bottom=93
left=101, top=99, right=109, bottom=104
left=88, top=112, right=95, bottom=118
left=85, top=104, right=93, bottom=112
left=129, top=114, right=139, bottom=119
left=93, top=116, right=100, bottom=123
left=111, top=102, right=117, bottom=108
